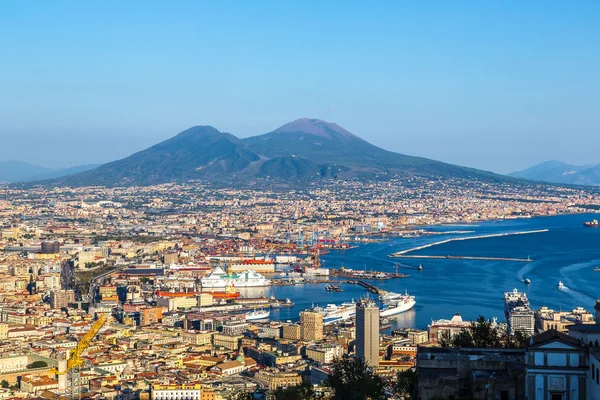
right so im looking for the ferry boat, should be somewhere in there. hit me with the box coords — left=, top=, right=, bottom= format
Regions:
left=312, top=301, right=356, bottom=325
left=245, top=309, right=270, bottom=321
left=380, top=292, right=416, bottom=317
left=201, top=266, right=271, bottom=288
left=558, top=281, right=566, bottom=290
left=584, top=219, right=600, bottom=228
left=379, top=291, right=403, bottom=302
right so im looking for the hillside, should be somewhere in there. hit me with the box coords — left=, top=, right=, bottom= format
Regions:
left=44, top=119, right=512, bottom=187
left=510, top=161, right=600, bottom=186
left=0, top=161, right=98, bottom=183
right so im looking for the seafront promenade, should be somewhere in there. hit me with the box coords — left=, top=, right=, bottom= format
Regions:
left=388, top=229, right=549, bottom=261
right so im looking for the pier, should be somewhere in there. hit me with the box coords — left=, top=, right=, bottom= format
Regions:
left=389, top=229, right=548, bottom=261
left=357, top=280, right=381, bottom=294
left=391, top=255, right=533, bottom=262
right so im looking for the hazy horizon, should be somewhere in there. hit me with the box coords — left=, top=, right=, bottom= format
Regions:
left=1, top=2, right=599, bottom=174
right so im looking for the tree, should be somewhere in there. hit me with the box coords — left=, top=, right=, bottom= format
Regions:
left=28, top=361, right=48, bottom=369
left=0, top=380, right=8, bottom=388
left=227, top=391, right=253, bottom=400
left=268, top=382, right=318, bottom=400
left=394, top=369, right=417, bottom=399
left=325, top=357, right=387, bottom=400
left=448, top=315, right=527, bottom=349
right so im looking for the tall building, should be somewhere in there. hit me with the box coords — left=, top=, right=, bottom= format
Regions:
left=140, top=307, right=163, bottom=326
left=50, top=290, right=75, bottom=309
left=300, top=311, right=324, bottom=341
left=355, top=298, right=379, bottom=367
left=163, top=251, right=178, bottom=266
left=222, top=319, right=248, bottom=336
left=41, top=241, right=60, bottom=254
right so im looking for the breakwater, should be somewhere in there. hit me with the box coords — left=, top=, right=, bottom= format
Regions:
left=389, top=229, right=549, bottom=259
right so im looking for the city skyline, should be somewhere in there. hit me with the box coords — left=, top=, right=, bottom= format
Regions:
left=1, top=2, right=599, bottom=173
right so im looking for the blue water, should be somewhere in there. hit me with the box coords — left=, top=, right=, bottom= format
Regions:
left=238, top=213, right=600, bottom=329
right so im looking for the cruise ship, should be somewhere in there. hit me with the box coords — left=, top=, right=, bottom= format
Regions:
left=504, top=288, right=535, bottom=335
left=379, top=292, right=416, bottom=317
left=245, top=309, right=270, bottom=321
left=312, top=301, right=356, bottom=325
left=200, top=266, right=271, bottom=288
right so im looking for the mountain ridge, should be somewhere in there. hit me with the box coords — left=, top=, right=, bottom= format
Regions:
left=510, top=160, right=600, bottom=186
left=0, top=161, right=99, bottom=183
left=33, top=118, right=514, bottom=187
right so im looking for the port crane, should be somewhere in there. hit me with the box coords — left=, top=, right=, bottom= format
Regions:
left=52, top=313, right=108, bottom=399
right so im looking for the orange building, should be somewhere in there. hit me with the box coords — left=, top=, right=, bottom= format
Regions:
left=140, top=307, right=163, bottom=326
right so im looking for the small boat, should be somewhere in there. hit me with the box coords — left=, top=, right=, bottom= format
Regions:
left=326, top=284, right=343, bottom=292
left=558, top=281, right=566, bottom=290
left=593, top=267, right=600, bottom=272
left=524, top=278, right=531, bottom=285
left=245, top=309, right=270, bottom=321
left=417, top=265, right=423, bottom=271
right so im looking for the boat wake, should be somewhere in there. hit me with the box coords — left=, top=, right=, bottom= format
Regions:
left=558, top=260, right=600, bottom=304
left=557, top=286, right=596, bottom=306
left=516, top=262, right=536, bottom=282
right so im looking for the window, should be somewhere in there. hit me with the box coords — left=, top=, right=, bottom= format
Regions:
left=551, top=394, right=563, bottom=400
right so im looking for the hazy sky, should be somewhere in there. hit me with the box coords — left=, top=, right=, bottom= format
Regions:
left=1, top=1, right=599, bottom=173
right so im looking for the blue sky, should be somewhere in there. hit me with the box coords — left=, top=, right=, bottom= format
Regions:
left=0, top=1, right=598, bottom=173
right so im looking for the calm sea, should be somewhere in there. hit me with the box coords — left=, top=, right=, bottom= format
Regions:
left=238, top=213, right=600, bottom=330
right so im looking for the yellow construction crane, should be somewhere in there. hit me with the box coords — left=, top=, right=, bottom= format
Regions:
left=66, top=313, right=107, bottom=371
left=52, top=313, right=108, bottom=398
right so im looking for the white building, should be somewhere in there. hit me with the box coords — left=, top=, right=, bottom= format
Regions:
left=589, top=348, right=600, bottom=400
left=525, top=330, right=587, bottom=400
left=151, top=384, right=203, bottom=400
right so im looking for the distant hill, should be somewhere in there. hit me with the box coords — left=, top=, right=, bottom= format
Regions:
left=43, top=118, right=513, bottom=187
left=30, top=164, right=101, bottom=181
left=510, top=161, right=600, bottom=186
left=0, top=161, right=99, bottom=183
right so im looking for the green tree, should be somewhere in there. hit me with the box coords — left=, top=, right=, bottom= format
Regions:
left=394, top=369, right=417, bottom=399
left=28, top=361, right=48, bottom=369
left=449, top=315, right=528, bottom=349
left=227, top=391, right=253, bottom=400
left=325, top=357, right=387, bottom=400
left=0, top=380, right=8, bottom=388
left=268, top=382, right=318, bottom=400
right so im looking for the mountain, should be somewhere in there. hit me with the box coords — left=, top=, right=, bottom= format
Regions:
left=0, top=161, right=99, bottom=183
left=244, top=118, right=502, bottom=180
left=29, top=164, right=101, bottom=181
left=0, top=161, right=53, bottom=183
left=43, top=119, right=512, bottom=187
left=49, top=126, right=261, bottom=186
left=510, top=161, right=600, bottom=186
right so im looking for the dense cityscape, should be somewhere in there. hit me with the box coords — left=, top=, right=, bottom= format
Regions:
left=0, top=178, right=599, bottom=399
left=3, top=1, right=600, bottom=399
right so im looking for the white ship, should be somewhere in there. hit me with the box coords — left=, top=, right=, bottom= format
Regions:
left=245, top=309, right=270, bottom=321
left=379, top=291, right=403, bottom=302
left=380, top=292, right=416, bottom=317
left=558, top=281, right=566, bottom=290
left=201, top=266, right=271, bottom=288
left=312, top=301, right=356, bottom=325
